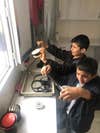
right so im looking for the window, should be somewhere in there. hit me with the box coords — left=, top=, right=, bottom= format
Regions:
left=0, top=16, right=12, bottom=82
left=0, top=0, right=20, bottom=90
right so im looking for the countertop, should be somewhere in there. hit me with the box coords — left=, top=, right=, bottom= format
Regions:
left=11, top=58, right=57, bottom=133
left=16, top=96, right=57, bottom=133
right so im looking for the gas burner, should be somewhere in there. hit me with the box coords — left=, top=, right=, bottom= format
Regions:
left=31, top=74, right=52, bottom=92
left=20, top=71, right=55, bottom=96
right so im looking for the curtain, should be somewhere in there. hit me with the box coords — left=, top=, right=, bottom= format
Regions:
left=44, top=0, right=58, bottom=41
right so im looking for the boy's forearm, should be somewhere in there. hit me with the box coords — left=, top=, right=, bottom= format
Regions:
left=79, top=88, right=92, bottom=100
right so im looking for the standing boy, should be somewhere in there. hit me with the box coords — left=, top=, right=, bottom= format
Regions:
left=59, top=57, right=100, bottom=133
left=39, top=34, right=90, bottom=84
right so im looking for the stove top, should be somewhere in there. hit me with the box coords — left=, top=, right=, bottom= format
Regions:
left=20, top=71, right=55, bottom=96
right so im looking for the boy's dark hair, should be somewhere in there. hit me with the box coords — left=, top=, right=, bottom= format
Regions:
left=77, top=57, right=98, bottom=75
left=71, top=34, right=90, bottom=50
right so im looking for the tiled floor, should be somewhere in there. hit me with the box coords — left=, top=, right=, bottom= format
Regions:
left=88, top=111, right=100, bottom=133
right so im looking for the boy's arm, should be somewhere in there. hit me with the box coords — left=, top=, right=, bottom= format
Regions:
left=39, top=48, right=76, bottom=75
left=47, top=44, right=71, bottom=61
left=59, top=86, right=92, bottom=101
left=37, top=40, right=71, bottom=61
left=40, top=59, right=76, bottom=75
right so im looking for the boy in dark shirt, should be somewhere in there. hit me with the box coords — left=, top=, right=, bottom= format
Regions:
left=59, top=57, right=100, bottom=133
left=38, top=34, right=90, bottom=84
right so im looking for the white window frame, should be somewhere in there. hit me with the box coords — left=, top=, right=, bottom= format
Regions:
left=0, top=0, right=20, bottom=90
left=6, top=0, right=21, bottom=65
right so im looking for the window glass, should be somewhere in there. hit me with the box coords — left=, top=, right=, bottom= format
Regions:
left=0, top=0, right=15, bottom=88
left=0, top=18, right=10, bottom=82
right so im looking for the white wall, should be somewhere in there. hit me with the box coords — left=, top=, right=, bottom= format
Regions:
left=56, top=20, right=100, bottom=46
left=55, top=0, right=100, bottom=75
left=0, top=67, right=21, bottom=118
left=56, top=0, right=100, bottom=46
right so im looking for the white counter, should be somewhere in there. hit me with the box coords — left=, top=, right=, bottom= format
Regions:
left=16, top=97, right=57, bottom=133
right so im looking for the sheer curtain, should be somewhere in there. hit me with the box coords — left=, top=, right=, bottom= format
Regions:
left=29, top=0, right=58, bottom=43
left=44, top=0, right=58, bottom=41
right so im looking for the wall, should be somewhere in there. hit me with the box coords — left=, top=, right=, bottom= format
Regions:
left=58, top=0, right=100, bottom=20
left=0, top=67, right=21, bottom=118
left=56, top=0, right=100, bottom=45
left=56, top=20, right=100, bottom=45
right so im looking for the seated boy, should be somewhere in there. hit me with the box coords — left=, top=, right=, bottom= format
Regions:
left=59, top=57, right=100, bottom=133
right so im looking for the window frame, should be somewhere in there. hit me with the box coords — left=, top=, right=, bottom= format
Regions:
left=0, top=0, right=20, bottom=90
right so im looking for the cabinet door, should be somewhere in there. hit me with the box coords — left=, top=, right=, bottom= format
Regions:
left=59, top=0, right=100, bottom=20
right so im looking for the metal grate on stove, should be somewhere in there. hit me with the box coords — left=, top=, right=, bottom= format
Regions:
left=31, top=74, right=52, bottom=92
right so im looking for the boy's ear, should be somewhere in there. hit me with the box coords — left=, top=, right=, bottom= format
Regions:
left=81, top=48, right=86, bottom=54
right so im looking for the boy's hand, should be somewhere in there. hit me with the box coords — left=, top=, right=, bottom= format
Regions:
left=39, top=47, right=47, bottom=63
left=36, top=40, right=48, bottom=48
left=59, top=86, right=91, bottom=100
left=41, top=65, right=52, bottom=75
left=59, top=86, right=81, bottom=101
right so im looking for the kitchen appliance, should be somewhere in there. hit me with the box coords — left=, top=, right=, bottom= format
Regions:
left=20, top=70, right=55, bottom=96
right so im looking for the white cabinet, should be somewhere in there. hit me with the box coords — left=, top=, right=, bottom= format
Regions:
left=59, top=0, right=100, bottom=20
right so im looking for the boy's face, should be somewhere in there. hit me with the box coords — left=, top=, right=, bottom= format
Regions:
left=76, top=68, right=95, bottom=84
left=71, top=43, right=85, bottom=58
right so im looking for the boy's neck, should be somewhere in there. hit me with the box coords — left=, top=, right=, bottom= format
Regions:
left=73, top=54, right=85, bottom=59
left=73, top=56, right=80, bottom=59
